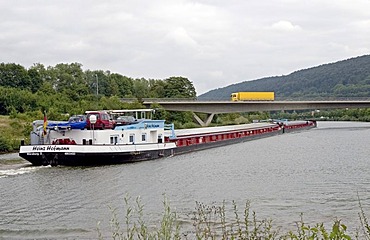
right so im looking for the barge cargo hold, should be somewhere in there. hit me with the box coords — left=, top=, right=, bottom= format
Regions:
left=19, top=117, right=316, bottom=166
left=167, top=122, right=282, bottom=155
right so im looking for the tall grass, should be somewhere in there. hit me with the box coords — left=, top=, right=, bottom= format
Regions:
left=97, top=195, right=180, bottom=240
left=0, top=115, right=32, bottom=152
left=98, top=196, right=370, bottom=239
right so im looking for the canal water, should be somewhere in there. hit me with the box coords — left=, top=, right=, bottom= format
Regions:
left=1, top=121, right=370, bottom=239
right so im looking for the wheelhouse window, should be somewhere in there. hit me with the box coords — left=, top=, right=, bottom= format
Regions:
left=110, top=135, right=118, bottom=144
left=142, top=133, right=147, bottom=142
left=129, top=134, right=135, bottom=143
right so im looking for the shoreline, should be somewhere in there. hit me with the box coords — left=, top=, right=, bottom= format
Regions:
left=0, top=152, right=21, bottom=160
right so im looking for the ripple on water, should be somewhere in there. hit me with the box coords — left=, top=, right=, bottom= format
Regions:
left=0, top=165, right=49, bottom=179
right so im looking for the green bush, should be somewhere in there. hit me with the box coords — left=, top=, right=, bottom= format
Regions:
left=181, top=122, right=200, bottom=129
left=0, top=135, right=11, bottom=152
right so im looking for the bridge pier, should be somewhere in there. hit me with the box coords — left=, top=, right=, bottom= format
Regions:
left=193, top=113, right=215, bottom=127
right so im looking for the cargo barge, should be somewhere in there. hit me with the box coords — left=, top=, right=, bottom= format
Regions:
left=19, top=112, right=316, bottom=166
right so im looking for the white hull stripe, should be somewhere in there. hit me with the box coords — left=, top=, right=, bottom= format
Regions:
left=20, top=143, right=177, bottom=154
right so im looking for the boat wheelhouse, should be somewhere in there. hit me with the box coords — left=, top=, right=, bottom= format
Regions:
left=20, top=111, right=177, bottom=166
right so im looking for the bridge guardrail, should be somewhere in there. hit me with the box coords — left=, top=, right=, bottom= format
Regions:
left=121, top=97, right=370, bottom=102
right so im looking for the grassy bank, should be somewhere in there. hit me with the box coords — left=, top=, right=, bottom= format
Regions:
left=98, top=196, right=370, bottom=240
left=0, top=115, right=31, bottom=152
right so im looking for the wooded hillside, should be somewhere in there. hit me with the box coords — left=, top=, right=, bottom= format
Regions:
left=198, top=55, right=370, bottom=100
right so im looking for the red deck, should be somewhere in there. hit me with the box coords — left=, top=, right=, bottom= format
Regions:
left=165, top=121, right=316, bottom=148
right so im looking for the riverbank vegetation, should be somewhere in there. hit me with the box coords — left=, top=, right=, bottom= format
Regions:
left=98, top=195, right=370, bottom=239
left=0, top=115, right=30, bottom=152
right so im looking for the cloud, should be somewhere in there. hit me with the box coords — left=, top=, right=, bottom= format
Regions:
left=271, top=20, right=302, bottom=31
left=163, top=27, right=199, bottom=49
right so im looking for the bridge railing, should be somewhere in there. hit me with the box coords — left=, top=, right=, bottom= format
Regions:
left=121, top=97, right=370, bottom=102
left=121, top=98, right=198, bottom=102
left=275, top=97, right=370, bottom=101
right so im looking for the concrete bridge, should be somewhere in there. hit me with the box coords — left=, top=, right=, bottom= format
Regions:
left=142, top=100, right=370, bottom=126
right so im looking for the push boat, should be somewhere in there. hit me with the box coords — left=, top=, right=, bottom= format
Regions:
left=19, top=112, right=317, bottom=166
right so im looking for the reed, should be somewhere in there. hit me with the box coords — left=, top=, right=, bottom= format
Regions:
left=97, top=195, right=180, bottom=240
left=98, top=196, right=370, bottom=239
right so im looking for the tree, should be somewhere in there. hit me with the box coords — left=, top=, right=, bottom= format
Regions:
left=150, top=103, right=169, bottom=120
left=148, top=79, right=166, bottom=98
left=27, top=68, right=43, bottom=93
left=0, top=63, right=31, bottom=90
left=133, top=78, right=150, bottom=100
left=48, top=63, right=89, bottom=101
left=0, top=87, right=37, bottom=114
left=109, top=73, right=134, bottom=97
left=163, top=76, right=196, bottom=98
left=28, top=63, right=48, bottom=93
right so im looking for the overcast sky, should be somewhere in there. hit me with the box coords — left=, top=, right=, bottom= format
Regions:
left=1, top=0, right=369, bottom=95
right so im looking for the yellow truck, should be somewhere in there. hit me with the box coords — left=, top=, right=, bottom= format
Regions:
left=230, top=92, right=275, bottom=101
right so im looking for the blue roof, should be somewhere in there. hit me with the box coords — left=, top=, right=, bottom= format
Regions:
left=114, top=119, right=165, bottom=130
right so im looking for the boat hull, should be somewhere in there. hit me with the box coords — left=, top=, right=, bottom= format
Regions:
left=19, top=121, right=316, bottom=166
left=174, top=127, right=282, bottom=155
left=19, top=143, right=176, bottom=166
left=282, top=121, right=317, bottom=133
